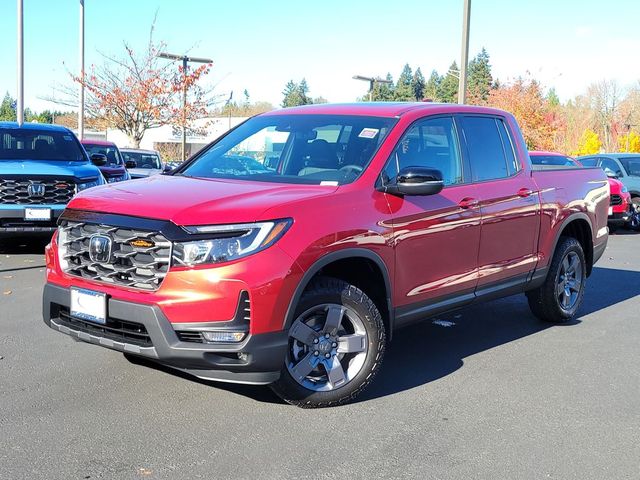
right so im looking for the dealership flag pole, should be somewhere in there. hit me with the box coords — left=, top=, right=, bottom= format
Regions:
left=458, top=0, right=471, bottom=104
left=17, top=0, right=24, bottom=125
left=78, top=0, right=85, bottom=139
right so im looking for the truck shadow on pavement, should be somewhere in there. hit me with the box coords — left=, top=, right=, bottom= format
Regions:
left=129, top=265, right=640, bottom=406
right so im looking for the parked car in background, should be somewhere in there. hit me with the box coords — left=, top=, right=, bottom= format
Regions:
left=0, top=122, right=105, bottom=237
left=81, top=140, right=132, bottom=184
left=530, top=151, right=633, bottom=231
left=120, top=148, right=168, bottom=178
left=577, top=154, right=640, bottom=229
left=43, top=103, right=609, bottom=407
left=529, top=150, right=581, bottom=167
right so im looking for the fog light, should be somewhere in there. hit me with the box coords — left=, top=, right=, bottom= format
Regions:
left=201, top=331, right=246, bottom=343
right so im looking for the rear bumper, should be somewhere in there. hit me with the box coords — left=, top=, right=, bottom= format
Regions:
left=0, top=204, right=65, bottom=235
left=42, top=283, right=288, bottom=385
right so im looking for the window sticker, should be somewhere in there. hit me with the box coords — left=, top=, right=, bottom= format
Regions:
left=358, top=128, right=379, bottom=139
left=320, top=181, right=339, bottom=186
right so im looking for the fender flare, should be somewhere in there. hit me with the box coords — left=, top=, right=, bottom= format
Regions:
left=550, top=212, right=594, bottom=270
left=281, top=248, right=394, bottom=332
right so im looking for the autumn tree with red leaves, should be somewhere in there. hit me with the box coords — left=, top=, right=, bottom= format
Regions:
left=66, top=27, right=212, bottom=147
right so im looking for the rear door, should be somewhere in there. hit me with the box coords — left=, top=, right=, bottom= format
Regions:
left=383, top=116, right=481, bottom=323
left=457, top=115, right=540, bottom=292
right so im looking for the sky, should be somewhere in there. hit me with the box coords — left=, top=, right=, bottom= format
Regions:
left=1, top=0, right=639, bottom=113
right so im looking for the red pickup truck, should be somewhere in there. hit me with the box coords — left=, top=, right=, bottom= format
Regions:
left=43, top=103, right=609, bottom=407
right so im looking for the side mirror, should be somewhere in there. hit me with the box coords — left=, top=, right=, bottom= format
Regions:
left=381, top=167, right=444, bottom=196
left=90, top=153, right=107, bottom=166
left=163, top=164, right=172, bottom=173
left=125, top=159, right=137, bottom=169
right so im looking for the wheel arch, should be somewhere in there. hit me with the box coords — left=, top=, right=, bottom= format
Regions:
left=552, top=213, right=594, bottom=276
left=282, top=249, right=394, bottom=337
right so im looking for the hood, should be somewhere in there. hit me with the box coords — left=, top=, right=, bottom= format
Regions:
left=607, top=177, right=624, bottom=194
left=0, top=159, right=101, bottom=181
left=69, top=174, right=338, bottom=225
left=99, top=164, right=127, bottom=178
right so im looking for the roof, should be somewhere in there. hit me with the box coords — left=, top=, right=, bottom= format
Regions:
left=260, top=102, right=510, bottom=118
left=81, top=139, right=117, bottom=146
left=529, top=151, right=569, bottom=156
left=578, top=153, right=640, bottom=159
left=120, top=148, right=158, bottom=154
left=0, top=121, right=71, bottom=132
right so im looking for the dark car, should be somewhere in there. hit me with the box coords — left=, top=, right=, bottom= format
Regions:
left=0, top=122, right=105, bottom=236
left=81, top=140, right=131, bottom=183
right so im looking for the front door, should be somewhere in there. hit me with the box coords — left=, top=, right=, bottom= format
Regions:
left=383, top=116, right=482, bottom=325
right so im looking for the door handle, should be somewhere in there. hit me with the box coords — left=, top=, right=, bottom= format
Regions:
left=517, top=188, right=535, bottom=198
left=459, top=197, right=479, bottom=209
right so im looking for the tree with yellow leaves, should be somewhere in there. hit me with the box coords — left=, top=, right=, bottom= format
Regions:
left=573, top=129, right=602, bottom=156
left=618, top=131, right=640, bottom=153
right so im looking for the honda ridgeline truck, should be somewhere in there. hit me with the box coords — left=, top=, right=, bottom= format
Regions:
left=43, top=104, right=609, bottom=407
left=0, top=122, right=105, bottom=237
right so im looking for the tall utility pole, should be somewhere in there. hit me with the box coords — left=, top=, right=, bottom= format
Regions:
left=458, top=0, right=471, bottom=104
left=157, top=52, right=213, bottom=161
left=16, top=0, right=24, bottom=125
left=78, top=0, right=85, bottom=139
left=352, top=75, right=393, bottom=101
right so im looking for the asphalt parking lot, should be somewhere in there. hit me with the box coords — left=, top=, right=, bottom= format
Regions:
left=1, top=233, right=639, bottom=480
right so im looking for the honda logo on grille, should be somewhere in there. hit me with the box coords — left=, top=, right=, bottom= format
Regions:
left=27, top=183, right=45, bottom=197
left=89, top=234, right=112, bottom=264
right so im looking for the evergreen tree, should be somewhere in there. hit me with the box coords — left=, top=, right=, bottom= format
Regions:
left=394, top=64, right=414, bottom=101
left=438, top=62, right=459, bottom=103
left=467, top=48, right=493, bottom=102
left=411, top=68, right=426, bottom=101
left=424, top=70, right=443, bottom=101
left=371, top=73, right=395, bottom=101
left=547, top=87, right=560, bottom=107
left=281, top=79, right=312, bottom=107
left=0, top=92, right=17, bottom=121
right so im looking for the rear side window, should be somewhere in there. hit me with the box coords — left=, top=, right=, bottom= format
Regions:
left=580, top=158, right=598, bottom=167
left=496, top=120, right=519, bottom=174
left=599, top=158, right=623, bottom=177
left=460, top=116, right=511, bottom=182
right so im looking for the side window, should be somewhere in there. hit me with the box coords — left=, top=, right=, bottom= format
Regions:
left=384, top=116, right=463, bottom=186
left=599, top=158, right=623, bottom=177
left=496, top=119, right=519, bottom=175
left=460, top=116, right=510, bottom=182
left=580, top=158, right=597, bottom=167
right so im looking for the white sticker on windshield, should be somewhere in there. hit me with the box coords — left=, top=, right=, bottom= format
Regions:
left=320, top=181, right=339, bottom=186
left=358, top=128, right=379, bottom=139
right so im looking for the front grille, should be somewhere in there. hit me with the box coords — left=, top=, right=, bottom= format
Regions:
left=57, top=306, right=152, bottom=347
left=59, top=220, right=171, bottom=291
left=0, top=177, right=75, bottom=205
left=610, top=194, right=623, bottom=206
left=176, top=331, right=205, bottom=343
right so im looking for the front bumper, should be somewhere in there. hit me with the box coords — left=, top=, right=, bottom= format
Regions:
left=43, top=283, right=288, bottom=385
left=0, top=204, right=65, bottom=235
left=608, top=209, right=631, bottom=225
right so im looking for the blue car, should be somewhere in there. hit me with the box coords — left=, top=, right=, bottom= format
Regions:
left=0, top=122, right=105, bottom=237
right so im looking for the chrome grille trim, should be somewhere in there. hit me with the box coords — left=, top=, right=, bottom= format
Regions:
left=59, top=220, right=172, bottom=291
left=0, top=177, right=75, bottom=205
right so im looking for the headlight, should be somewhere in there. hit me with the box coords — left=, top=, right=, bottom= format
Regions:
left=172, top=219, right=292, bottom=266
left=107, top=175, right=128, bottom=183
left=77, top=175, right=105, bottom=191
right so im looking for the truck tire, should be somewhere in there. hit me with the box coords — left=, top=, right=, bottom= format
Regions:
left=527, top=236, right=586, bottom=323
left=271, top=277, right=386, bottom=408
left=629, top=198, right=640, bottom=231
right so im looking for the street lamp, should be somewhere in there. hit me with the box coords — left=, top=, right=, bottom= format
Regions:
left=157, top=52, right=213, bottom=161
left=458, top=0, right=471, bottom=104
left=16, top=0, right=24, bottom=125
left=352, top=75, right=393, bottom=102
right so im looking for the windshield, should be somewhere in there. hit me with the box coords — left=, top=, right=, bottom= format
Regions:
left=0, top=128, right=86, bottom=161
left=122, top=151, right=162, bottom=169
left=530, top=154, right=578, bottom=166
left=83, top=143, right=123, bottom=166
left=180, top=114, right=396, bottom=185
left=619, top=157, right=640, bottom=177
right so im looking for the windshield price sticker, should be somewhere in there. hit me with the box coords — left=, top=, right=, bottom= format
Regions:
left=358, top=128, right=379, bottom=139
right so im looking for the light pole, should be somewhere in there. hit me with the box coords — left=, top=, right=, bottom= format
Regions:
left=352, top=75, right=393, bottom=101
left=16, top=0, right=24, bottom=125
left=157, top=52, right=213, bottom=161
left=458, top=0, right=471, bottom=104
left=78, top=0, right=85, bottom=139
